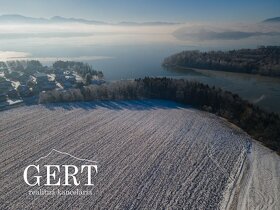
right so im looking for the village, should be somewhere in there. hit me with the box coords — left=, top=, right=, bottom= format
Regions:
left=0, top=60, right=104, bottom=110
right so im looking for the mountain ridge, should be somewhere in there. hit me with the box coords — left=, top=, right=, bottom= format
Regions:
left=0, top=14, right=179, bottom=25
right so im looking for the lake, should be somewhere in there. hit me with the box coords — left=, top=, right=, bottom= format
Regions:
left=1, top=35, right=279, bottom=113
left=87, top=44, right=280, bottom=114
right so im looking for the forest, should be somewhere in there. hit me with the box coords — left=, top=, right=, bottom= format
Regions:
left=39, top=77, right=280, bottom=154
left=162, top=46, right=280, bottom=77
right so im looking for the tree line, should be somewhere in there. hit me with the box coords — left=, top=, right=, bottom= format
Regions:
left=163, top=46, right=280, bottom=77
left=39, top=77, right=280, bottom=154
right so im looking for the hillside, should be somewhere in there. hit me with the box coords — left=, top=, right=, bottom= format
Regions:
left=163, top=46, right=280, bottom=77
left=0, top=100, right=250, bottom=209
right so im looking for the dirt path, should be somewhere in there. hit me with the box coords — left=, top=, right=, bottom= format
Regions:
left=236, top=141, right=280, bottom=210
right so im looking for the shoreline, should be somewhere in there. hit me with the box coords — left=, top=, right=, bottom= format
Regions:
left=164, top=64, right=280, bottom=80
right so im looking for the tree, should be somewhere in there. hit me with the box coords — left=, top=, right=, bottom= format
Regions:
left=85, top=73, right=92, bottom=85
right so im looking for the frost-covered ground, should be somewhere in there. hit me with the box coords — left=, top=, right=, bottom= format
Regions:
left=235, top=141, right=280, bottom=210
left=0, top=100, right=254, bottom=209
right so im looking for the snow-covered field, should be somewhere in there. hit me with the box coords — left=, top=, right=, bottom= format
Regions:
left=236, top=141, right=280, bottom=210
left=0, top=100, right=276, bottom=209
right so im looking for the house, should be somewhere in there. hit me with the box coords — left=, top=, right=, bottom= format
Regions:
left=0, top=94, right=7, bottom=102
left=32, top=72, right=56, bottom=92
left=33, top=81, right=56, bottom=92
left=65, top=75, right=76, bottom=83
left=55, top=74, right=76, bottom=89
left=64, top=70, right=72, bottom=75
left=32, top=72, right=48, bottom=83
left=17, top=85, right=31, bottom=97
left=0, top=79, right=12, bottom=89
left=18, top=74, right=31, bottom=84
left=7, top=89, right=19, bottom=99
left=40, top=81, right=56, bottom=91
left=0, top=79, right=13, bottom=93
left=55, top=74, right=66, bottom=82
left=61, top=81, right=73, bottom=89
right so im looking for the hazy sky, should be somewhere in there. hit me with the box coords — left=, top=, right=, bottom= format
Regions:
left=0, top=0, right=279, bottom=22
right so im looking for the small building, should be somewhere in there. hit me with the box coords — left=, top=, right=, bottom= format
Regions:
left=18, top=74, right=31, bottom=84
left=7, top=89, right=19, bottom=99
left=0, top=94, right=7, bottom=102
left=65, top=75, right=76, bottom=83
left=62, top=81, right=73, bottom=89
left=40, top=81, right=57, bottom=91
left=0, top=80, right=13, bottom=97
left=32, top=72, right=56, bottom=92
left=17, top=85, right=31, bottom=97
left=64, top=70, right=72, bottom=76
left=55, top=74, right=66, bottom=82
left=0, top=80, right=12, bottom=91
left=32, top=72, right=48, bottom=83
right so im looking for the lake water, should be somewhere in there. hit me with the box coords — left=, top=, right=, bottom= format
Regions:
left=1, top=38, right=279, bottom=113
left=87, top=45, right=280, bottom=114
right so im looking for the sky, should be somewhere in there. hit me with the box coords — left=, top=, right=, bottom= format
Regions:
left=0, top=0, right=279, bottom=61
left=0, top=0, right=279, bottom=23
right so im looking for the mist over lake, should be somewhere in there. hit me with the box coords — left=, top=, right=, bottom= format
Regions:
left=0, top=21, right=280, bottom=113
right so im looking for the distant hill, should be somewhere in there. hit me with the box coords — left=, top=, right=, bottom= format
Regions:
left=49, top=16, right=106, bottom=25
left=0, top=14, right=106, bottom=25
left=0, top=14, right=48, bottom=24
left=118, top=21, right=178, bottom=26
left=263, top=17, right=280, bottom=23
left=0, top=14, right=179, bottom=26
